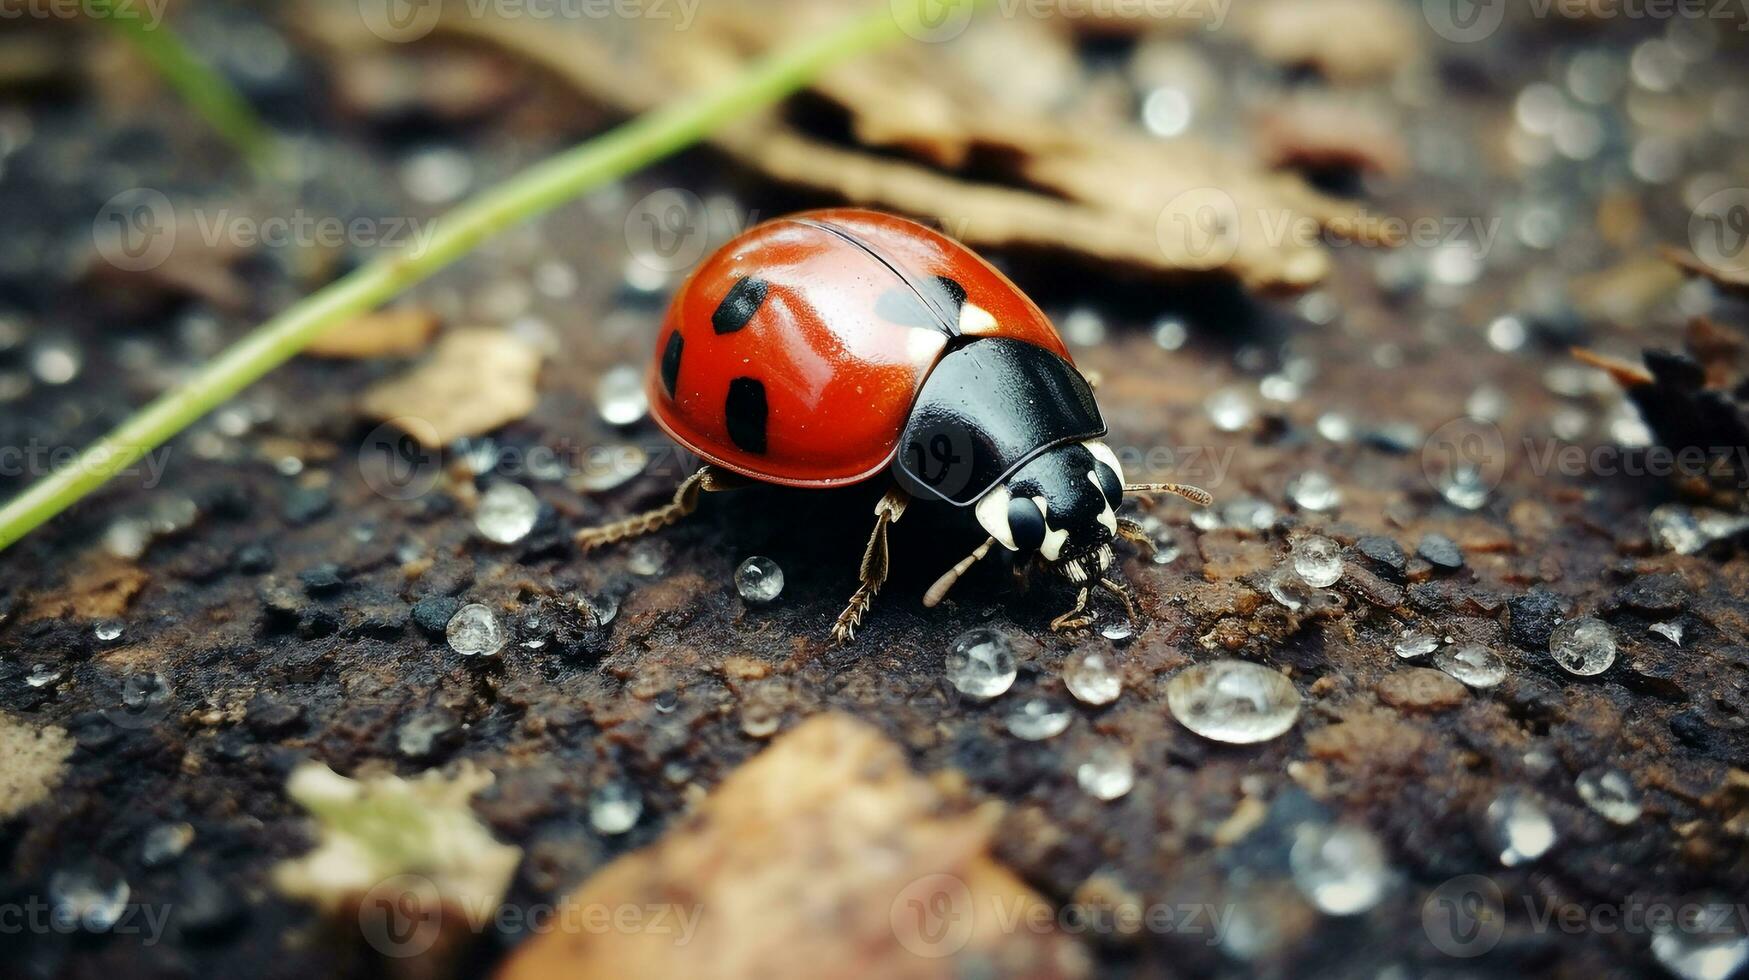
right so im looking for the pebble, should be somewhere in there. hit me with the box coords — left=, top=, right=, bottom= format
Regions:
left=1076, top=744, right=1135, bottom=801
left=734, top=556, right=784, bottom=604
left=1434, top=643, right=1508, bottom=688
left=1289, top=823, right=1389, bottom=915
left=140, top=823, right=194, bottom=867
left=1291, top=535, right=1344, bottom=588
left=1484, top=788, right=1556, bottom=866
left=474, top=482, right=540, bottom=545
left=244, top=696, right=305, bottom=736
left=1575, top=767, right=1642, bottom=825
left=945, top=628, right=1017, bottom=700
left=411, top=595, right=462, bottom=634
left=1416, top=533, right=1465, bottom=571
left=298, top=563, right=346, bottom=595
left=1506, top=589, right=1566, bottom=650
left=1166, top=660, right=1302, bottom=744
left=1548, top=617, right=1617, bottom=676
left=1394, top=629, right=1440, bottom=660
left=1005, top=696, right=1071, bottom=740
left=1377, top=668, right=1469, bottom=712
left=1064, top=651, right=1122, bottom=706
left=48, top=865, right=130, bottom=931
left=445, top=603, right=505, bottom=657
left=1353, top=536, right=1407, bottom=579
left=1286, top=471, right=1341, bottom=512
left=588, top=781, right=642, bottom=835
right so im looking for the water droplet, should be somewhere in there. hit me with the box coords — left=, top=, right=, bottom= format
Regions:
left=1166, top=660, right=1302, bottom=744
left=140, top=822, right=194, bottom=867
left=1650, top=620, right=1684, bottom=645
left=1394, top=629, right=1439, bottom=660
left=103, top=518, right=151, bottom=560
left=1484, top=788, right=1555, bottom=866
left=1486, top=315, right=1527, bottom=352
left=588, top=781, right=642, bottom=835
left=30, top=338, right=82, bottom=385
left=945, top=628, right=1017, bottom=700
left=1575, top=767, right=1642, bottom=825
left=1061, top=307, right=1106, bottom=346
left=1065, top=652, right=1122, bottom=706
left=1205, top=387, right=1255, bottom=432
left=595, top=365, right=649, bottom=426
left=48, top=865, right=130, bottom=932
left=1287, top=472, right=1341, bottom=512
left=1291, top=535, right=1343, bottom=588
left=400, top=146, right=473, bottom=204
left=1140, top=86, right=1193, bottom=137
left=577, top=593, right=619, bottom=628
left=740, top=699, right=781, bottom=738
left=627, top=541, right=667, bottom=577
left=1005, top=696, right=1071, bottom=741
left=446, top=603, right=505, bottom=657
left=1153, top=318, right=1188, bottom=350
left=1434, top=643, right=1507, bottom=688
left=26, top=663, right=62, bottom=688
left=1316, top=412, right=1354, bottom=442
left=1438, top=466, right=1492, bottom=510
left=1076, top=744, right=1135, bottom=800
left=1290, top=823, right=1389, bottom=915
left=93, top=622, right=123, bottom=642
left=1268, top=566, right=1314, bottom=611
left=1100, top=620, right=1133, bottom=643
left=1652, top=927, right=1749, bottom=980
left=474, top=482, right=539, bottom=545
left=122, top=671, right=171, bottom=711
left=734, top=556, right=784, bottom=604
left=1548, top=617, right=1616, bottom=676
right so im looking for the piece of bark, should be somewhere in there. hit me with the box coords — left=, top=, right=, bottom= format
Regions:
left=498, top=713, right=1087, bottom=980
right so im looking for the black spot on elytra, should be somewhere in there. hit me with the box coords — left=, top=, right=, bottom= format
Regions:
left=660, top=331, right=683, bottom=397
left=711, top=276, right=767, bottom=335
left=724, top=378, right=768, bottom=454
left=874, top=275, right=969, bottom=333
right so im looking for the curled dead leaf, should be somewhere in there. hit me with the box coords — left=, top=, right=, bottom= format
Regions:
left=1238, top=0, right=1421, bottom=84
left=359, top=328, right=542, bottom=448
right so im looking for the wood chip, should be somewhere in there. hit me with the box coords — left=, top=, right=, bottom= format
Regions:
left=305, top=307, right=441, bottom=359
left=1238, top=0, right=1421, bottom=84
left=359, top=328, right=542, bottom=448
left=499, top=713, right=1087, bottom=980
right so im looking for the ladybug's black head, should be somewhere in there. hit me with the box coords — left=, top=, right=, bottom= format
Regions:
left=974, top=439, right=1124, bottom=580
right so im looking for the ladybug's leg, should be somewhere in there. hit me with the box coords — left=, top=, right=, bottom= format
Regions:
left=831, top=487, right=909, bottom=644
left=1049, top=586, right=1094, bottom=632
left=574, top=466, right=740, bottom=552
left=1097, top=577, right=1139, bottom=622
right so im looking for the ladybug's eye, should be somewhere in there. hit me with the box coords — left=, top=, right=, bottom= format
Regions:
left=1007, top=497, right=1047, bottom=553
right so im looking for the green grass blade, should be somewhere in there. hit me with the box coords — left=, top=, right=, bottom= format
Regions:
left=0, top=0, right=981, bottom=554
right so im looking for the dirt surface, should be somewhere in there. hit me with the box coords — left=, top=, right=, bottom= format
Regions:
left=3, top=2, right=1749, bottom=979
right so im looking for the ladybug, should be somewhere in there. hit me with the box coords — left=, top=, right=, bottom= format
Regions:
left=577, top=209, right=1209, bottom=641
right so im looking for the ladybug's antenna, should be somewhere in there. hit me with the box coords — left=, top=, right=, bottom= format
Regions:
left=923, top=537, right=996, bottom=608
left=1124, top=483, right=1213, bottom=507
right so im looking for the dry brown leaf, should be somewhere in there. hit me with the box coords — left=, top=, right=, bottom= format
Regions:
left=306, top=307, right=441, bottom=359
left=359, top=328, right=542, bottom=448
left=1238, top=0, right=1421, bottom=84
left=497, top=713, right=1087, bottom=980
left=28, top=558, right=150, bottom=621
left=1662, top=244, right=1749, bottom=297
left=1252, top=97, right=1410, bottom=177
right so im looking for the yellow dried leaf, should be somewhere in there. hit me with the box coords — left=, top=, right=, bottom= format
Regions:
left=359, top=328, right=542, bottom=448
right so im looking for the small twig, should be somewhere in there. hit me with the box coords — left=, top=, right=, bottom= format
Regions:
left=0, top=0, right=981, bottom=554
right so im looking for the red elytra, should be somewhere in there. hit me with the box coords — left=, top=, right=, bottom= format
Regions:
left=646, top=208, right=1073, bottom=487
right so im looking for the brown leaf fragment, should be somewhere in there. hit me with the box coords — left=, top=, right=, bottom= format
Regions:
left=1377, top=668, right=1469, bottom=713
left=1661, top=244, right=1749, bottom=297
left=0, top=714, right=74, bottom=819
left=497, top=713, right=1088, bottom=980
left=1252, top=97, right=1410, bottom=177
left=28, top=557, right=150, bottom=621
left=359, top=328, right=542, bottom=448
left=1238, top=0, right=1422, bottom=84
left=305, top=307, right=441, bottom=359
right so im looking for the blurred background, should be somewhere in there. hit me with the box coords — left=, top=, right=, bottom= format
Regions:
left=1, top=1, right=1748, bottom=978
